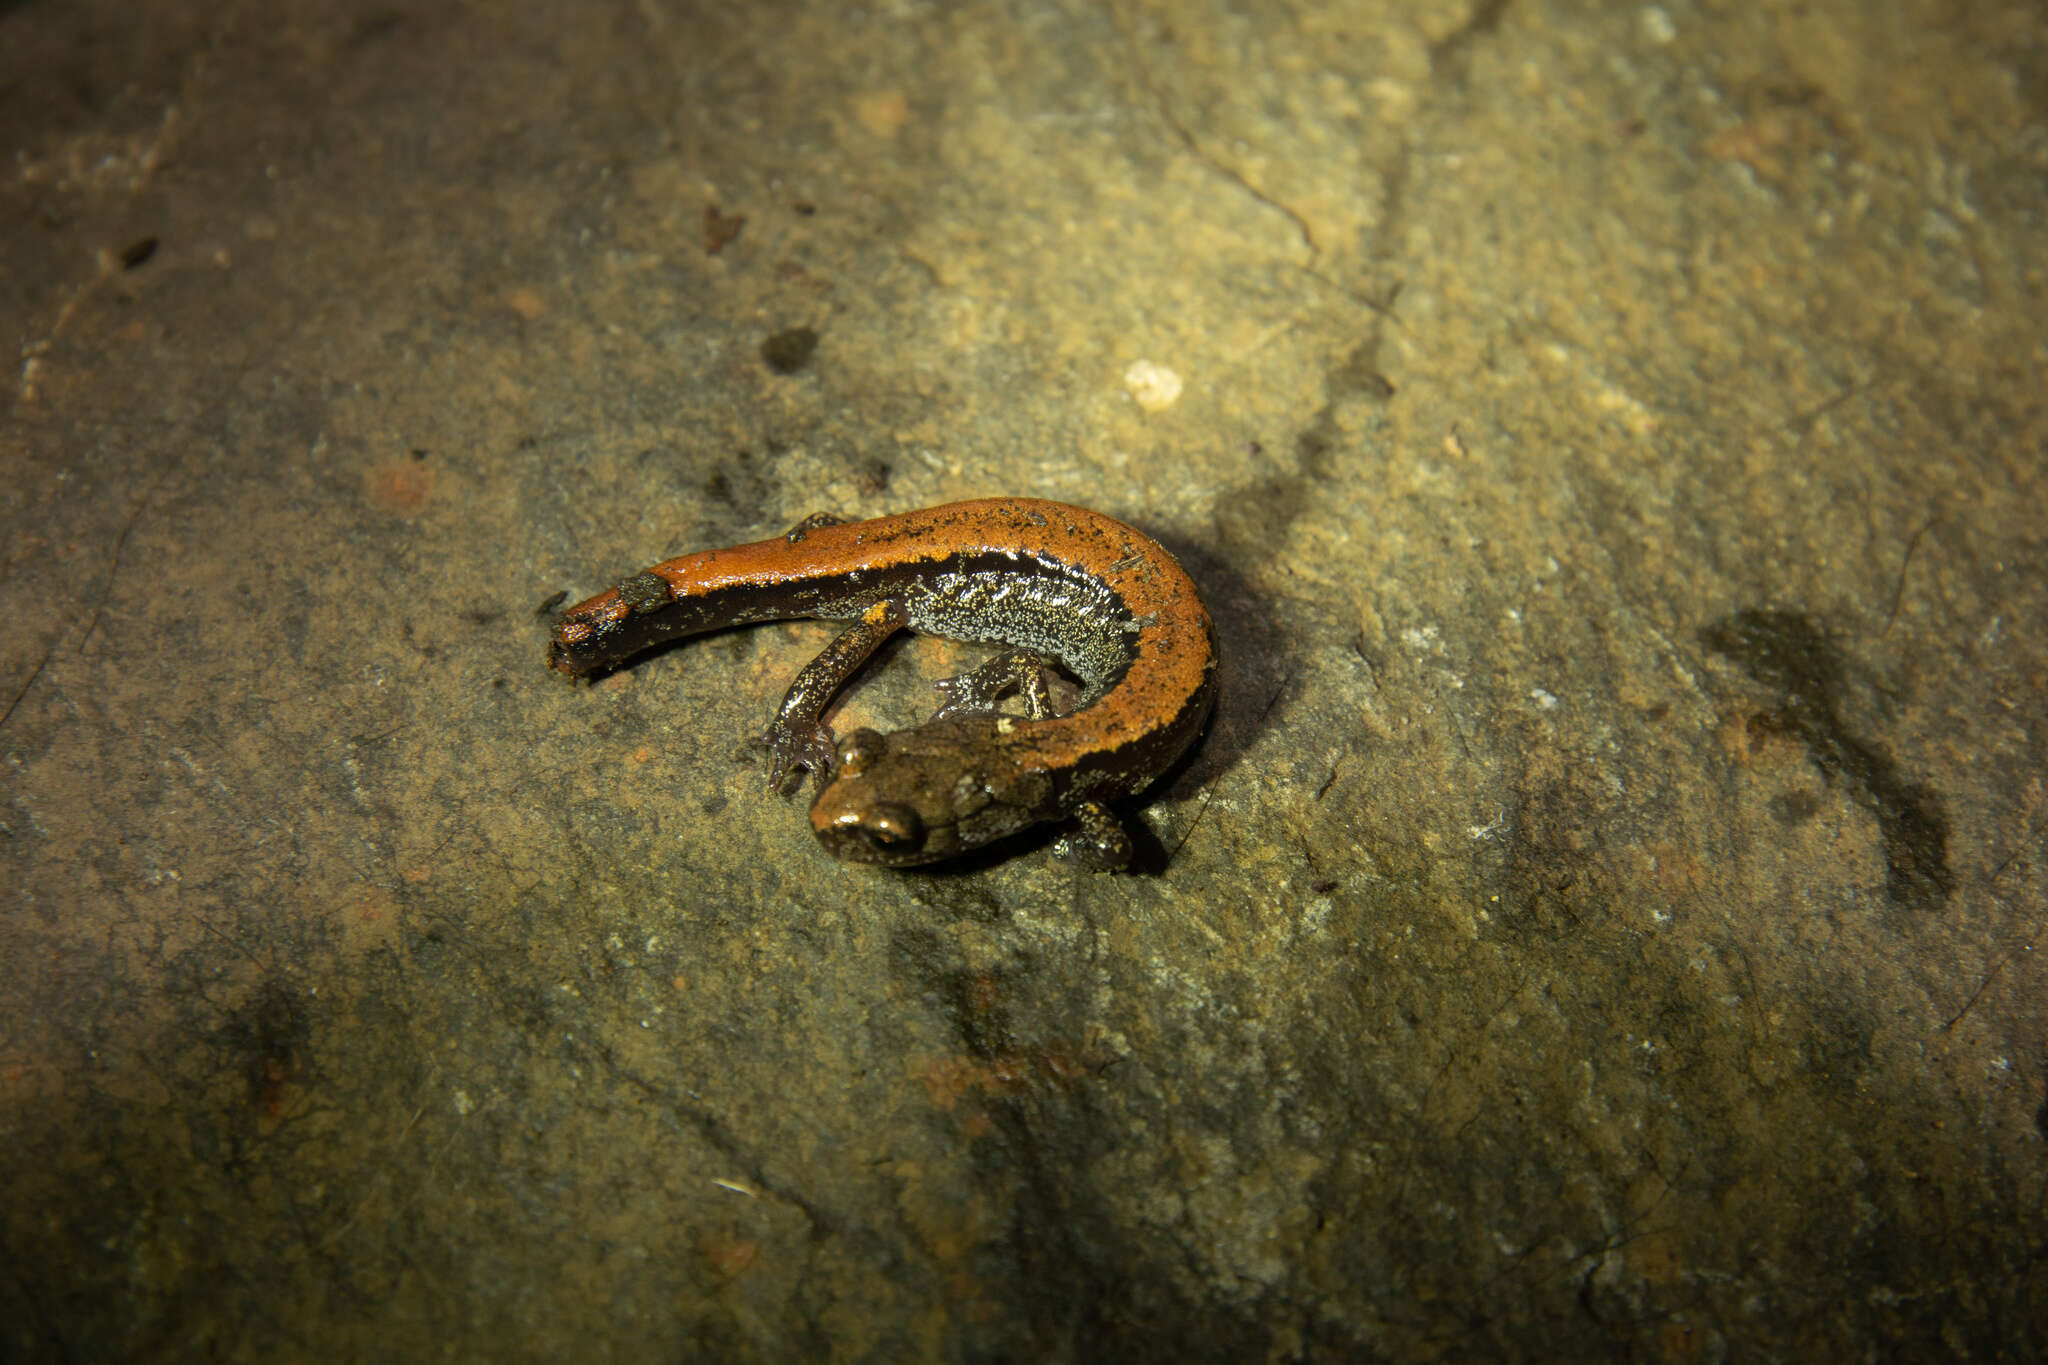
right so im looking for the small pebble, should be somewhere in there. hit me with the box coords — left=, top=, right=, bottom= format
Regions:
left=1123, top=359, right=1183, bottom=413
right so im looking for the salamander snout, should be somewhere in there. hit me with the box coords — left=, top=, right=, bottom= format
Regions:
left=819, top=799, right=925, bottom=859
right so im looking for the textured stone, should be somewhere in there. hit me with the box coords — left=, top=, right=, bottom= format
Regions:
left=2, top=0, right=2042, bottom=1359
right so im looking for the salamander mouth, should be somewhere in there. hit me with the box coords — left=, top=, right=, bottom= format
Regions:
left=815, top=799, right=931, bottom=864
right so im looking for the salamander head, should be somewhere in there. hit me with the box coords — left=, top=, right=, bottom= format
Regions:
left=809, top=719, right=1055, bottom=866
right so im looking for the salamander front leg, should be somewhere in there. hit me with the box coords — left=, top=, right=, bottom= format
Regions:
left=761, top=600, right=907, bottom=793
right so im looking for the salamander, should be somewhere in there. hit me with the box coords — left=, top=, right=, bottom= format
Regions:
left=546, top=498, right=1217, bottom=869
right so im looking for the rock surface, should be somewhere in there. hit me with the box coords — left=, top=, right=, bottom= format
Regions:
left=3, top=0, right=2043, bottom=1359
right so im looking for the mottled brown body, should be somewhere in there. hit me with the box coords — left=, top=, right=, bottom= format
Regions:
left=548, top=498, right=1216, bottom=867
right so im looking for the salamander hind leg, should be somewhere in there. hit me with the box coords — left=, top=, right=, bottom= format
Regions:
left=931, top=650, right=1071, bottom=721
left=782, top=511, right=846, bottom=543
left=1051, top=799, right=1134, bottom=872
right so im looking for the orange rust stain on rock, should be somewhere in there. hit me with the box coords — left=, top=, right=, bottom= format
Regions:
left=1037, top=1049, right=1093, bottom=1084
left=1626, top=1231, right=1685, bottom=1285
left=1658, top=1321, right=1703, bottom=1360
left=914, top=1054, right=980, bottom=1110
left=701, top=1236, right=759, bottom=1278
left=365, top=461, right=433, bottom=515
left=985, top=1055, right=1031, bottom=1088
left=1641, top=843, right=1706, bottom=897
left=915, top=1044, right=1100, bottom=1118
left=854, top=90, right=910, bottom=137
left=1714, top=709, right=1801, bottom=767
left=963, top=970, right=1002, bottom=1017
left=253, top=1058, right=302, bottom=1133
left=345, top=887, right=401, bottom=953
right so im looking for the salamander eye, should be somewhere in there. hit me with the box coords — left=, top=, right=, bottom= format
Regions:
left=835, top=727, right=887, bottom=777
left=854, top=801, right=924, bottom=854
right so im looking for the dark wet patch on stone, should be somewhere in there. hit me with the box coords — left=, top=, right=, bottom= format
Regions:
left=1769, top=789, right=1821, bottom=825
left=1701, top=608, right=1955, bottom=909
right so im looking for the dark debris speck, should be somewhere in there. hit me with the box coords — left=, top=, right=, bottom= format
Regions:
left=761, top=327, right=819, bottom=375
left=703, top=204, right=746, bottom=254
left=618, top=572, right=673, bottom=616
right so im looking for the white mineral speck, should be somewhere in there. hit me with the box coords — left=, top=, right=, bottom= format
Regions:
left=1123, top=359, right=1183, bottom=413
